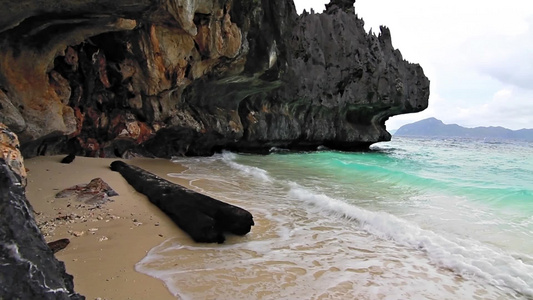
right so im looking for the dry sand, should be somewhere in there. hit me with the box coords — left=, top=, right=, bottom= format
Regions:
left=25, top=156, right=191, bottom=300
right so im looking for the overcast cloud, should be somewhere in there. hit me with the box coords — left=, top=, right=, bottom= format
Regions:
left=293, top=0, right=533, bottom=130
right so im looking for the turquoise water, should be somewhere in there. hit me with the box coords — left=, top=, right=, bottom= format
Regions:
left=137, top=137, right=533, bottom=299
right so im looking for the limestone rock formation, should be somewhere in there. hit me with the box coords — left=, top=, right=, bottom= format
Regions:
left=0, top=126, right=84, bottom=299
left=0, top=0, right=429, bottom=158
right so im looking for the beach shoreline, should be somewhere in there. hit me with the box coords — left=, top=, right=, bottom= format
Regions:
left=23, top=147, right=532, bottom=299
left=25, top=156, right=187, bottom=300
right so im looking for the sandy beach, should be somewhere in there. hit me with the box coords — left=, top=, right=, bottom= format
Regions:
left=24, top=151, right=525, bottom=300
left=25, top=156, right=188, bottom=300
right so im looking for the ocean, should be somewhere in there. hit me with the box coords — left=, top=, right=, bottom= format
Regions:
left=136, top=136, right=533, bottom=299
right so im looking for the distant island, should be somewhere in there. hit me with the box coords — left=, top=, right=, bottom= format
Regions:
left=394, top=118, right=533, bottom=141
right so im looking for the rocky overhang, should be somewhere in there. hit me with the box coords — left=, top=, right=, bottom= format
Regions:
left=0, top=0, right=429, bottom=158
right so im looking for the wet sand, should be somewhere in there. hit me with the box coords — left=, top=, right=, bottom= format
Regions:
left=25, top=156, right=190, bottom=300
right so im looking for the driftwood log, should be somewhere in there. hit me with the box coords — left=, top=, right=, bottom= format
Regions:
left=110, top=161, right=254, bottom=243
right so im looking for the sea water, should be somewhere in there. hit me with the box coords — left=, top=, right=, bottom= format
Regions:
left=136, top=137, right=533, bottom=299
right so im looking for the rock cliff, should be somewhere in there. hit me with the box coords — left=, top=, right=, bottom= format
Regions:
left=0, top=125, right=84, bottom=299
left=0, top=0, right=429, bottom=158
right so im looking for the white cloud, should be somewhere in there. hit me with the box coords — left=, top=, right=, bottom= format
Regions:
left=294, top=0, right=329, bottom=13
left=451, top=88, right=533, bottom=130
left=471, top=19, right=533, bottom=91
left=389, top=87, right=533, bottom=130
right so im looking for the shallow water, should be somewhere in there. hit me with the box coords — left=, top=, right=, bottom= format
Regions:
left=136, top=137, right=533, bottom=299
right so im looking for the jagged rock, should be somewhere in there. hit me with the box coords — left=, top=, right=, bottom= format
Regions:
left=0, top=0, right=429, bottom=158
left=0, top=90, right=26, bottom=133
left=56, top=178, right=118, bottom=205
left=0, top=123, right=26, bottom=186
left=251, top=11, right=428, bottom=151
left=325, top=0, right=356, bottom=14
left=0, top=160, right=84, bottom=299
left=110, top=160, right=254, bottom=243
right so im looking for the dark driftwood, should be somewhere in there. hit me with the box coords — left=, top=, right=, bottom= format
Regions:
left=48, top=238, right=70, bottom=254
left=60, top=153, right=75, bottom=164
left=110, top=161, right=254, bottom=243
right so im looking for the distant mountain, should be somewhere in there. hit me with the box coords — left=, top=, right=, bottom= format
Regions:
left=394, top=118, right=533, bottom=141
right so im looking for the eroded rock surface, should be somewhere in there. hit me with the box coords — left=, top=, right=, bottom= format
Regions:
left=0, top=0, right=429, bottom=157
left=56, top=178, right=119, bottom=205
left=0, top=123, right=27, bottom=185
left=0, top=126, right=83, bottom=299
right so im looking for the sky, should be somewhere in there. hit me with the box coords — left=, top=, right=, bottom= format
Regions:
left=293, top=0, right=533, bottom=130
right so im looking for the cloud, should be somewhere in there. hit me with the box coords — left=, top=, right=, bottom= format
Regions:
left=389, top=87, right=533, bottom=130
left=294, top=0, right=328, bottom=13
left=354, top=0, right=532, bottom=64
left=451, top=88, right=533, bottom=129
left=471, top=18, right=533, bottom=90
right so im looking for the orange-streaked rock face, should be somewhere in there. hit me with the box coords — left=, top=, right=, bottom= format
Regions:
left=0, top=0, right=429, bottom=158
left=0, top=123, right=26, bottom=186
left=0, top=0, right=247, bottom=157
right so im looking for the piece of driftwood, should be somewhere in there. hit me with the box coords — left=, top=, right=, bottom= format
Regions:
left=110, top=161, right=254, bottom=243
left=60, top=153, right=76, bottom=164
left=47, top=238, right=70, bottom=254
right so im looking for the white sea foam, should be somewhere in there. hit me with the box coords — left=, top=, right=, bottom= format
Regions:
left=269, top=147, right=290, bottom=153
left=150, top=150, right=533, bottom=299
left=171, top=151, right=271, bottom=184
left=137, top=209, right=493, bottom=299
left=205, top=151, right=533, bottom=297
left=137, top=191, right=518, bottom=299
left=288, top=183, right=533, bottom=298
left=219, top=151, right=273, bottom=182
